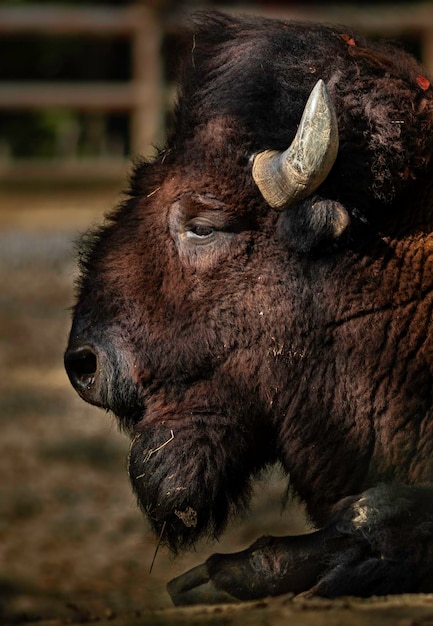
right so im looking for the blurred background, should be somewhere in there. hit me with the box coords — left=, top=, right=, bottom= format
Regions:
left=1, top=0, right=432, bottom=622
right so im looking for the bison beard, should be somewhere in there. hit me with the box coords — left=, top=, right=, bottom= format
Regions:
left=128, top=414, right=268, bottom=552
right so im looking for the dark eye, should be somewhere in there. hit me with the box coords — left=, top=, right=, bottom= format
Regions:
left=186, top=223, right=215, bottom=240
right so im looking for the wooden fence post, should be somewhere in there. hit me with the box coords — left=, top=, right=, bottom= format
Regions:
left=130, top=6, right=163, bottom=160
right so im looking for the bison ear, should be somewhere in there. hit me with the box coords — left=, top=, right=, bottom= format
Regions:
left=278, top=196, right=350, bottom=253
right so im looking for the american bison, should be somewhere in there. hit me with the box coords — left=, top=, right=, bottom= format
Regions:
left=65, top=11, right=433, bottom=602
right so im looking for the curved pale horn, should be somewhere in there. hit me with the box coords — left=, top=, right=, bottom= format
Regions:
left=252, top=79, right=339, bottom=209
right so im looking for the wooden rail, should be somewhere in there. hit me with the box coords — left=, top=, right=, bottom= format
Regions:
left=1, top=3, right=433, bottom=181
left=0, top=83, right=142, bottom=111
left=220, top=2, right=433, bottom=34
left=0, top=4, right=144, bottom=35
left=220, top=2, right=433, bottom=75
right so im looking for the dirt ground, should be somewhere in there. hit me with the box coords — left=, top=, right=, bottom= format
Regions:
left=0, top=181, right=310, bottom=624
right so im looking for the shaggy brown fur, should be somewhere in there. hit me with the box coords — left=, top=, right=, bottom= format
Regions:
left=65, top=11, right=433, bottom=597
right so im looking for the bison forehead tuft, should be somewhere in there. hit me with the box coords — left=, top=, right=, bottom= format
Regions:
left=170, top=11, right=433, bottom=212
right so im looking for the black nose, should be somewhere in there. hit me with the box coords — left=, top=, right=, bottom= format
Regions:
left=64, top=344, right=101, bottom=405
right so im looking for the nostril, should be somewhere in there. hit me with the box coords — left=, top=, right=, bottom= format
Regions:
left=64, top=345, right=98, bottom=393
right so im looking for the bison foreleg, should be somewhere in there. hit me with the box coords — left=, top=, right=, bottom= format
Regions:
left=167, top=525, right=354, bottom=605
left=167, top=484, right=433, bottom=605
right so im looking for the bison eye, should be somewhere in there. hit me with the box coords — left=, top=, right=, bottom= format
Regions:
left=184, top=219, right=220, bottom=244
left=187, top=224, right=215, bottom=239
left=170, top=197, right=234, bottom=260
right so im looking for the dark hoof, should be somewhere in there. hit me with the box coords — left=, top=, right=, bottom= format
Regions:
left=167, top=541, right=275, bottom=606
left=167, top=563, right=241, bottom=606
left=166, top=529, right=349, bottom=606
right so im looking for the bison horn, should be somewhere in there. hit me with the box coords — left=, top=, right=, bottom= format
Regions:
left=252, top=79, right=339, bottom=209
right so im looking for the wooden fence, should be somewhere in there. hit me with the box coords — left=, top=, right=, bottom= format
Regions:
left=1, top=2, right=433, bottom=181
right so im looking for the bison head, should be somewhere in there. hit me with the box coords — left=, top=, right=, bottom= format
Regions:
left=65, top=12, right=433, bottom=553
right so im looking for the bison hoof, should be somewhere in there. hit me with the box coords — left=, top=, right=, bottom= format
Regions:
left=167, top=531, right=339, bottom=606
left=167, top=563, right=241, bottom=606
left=167, top=539, right=278, bottom=606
